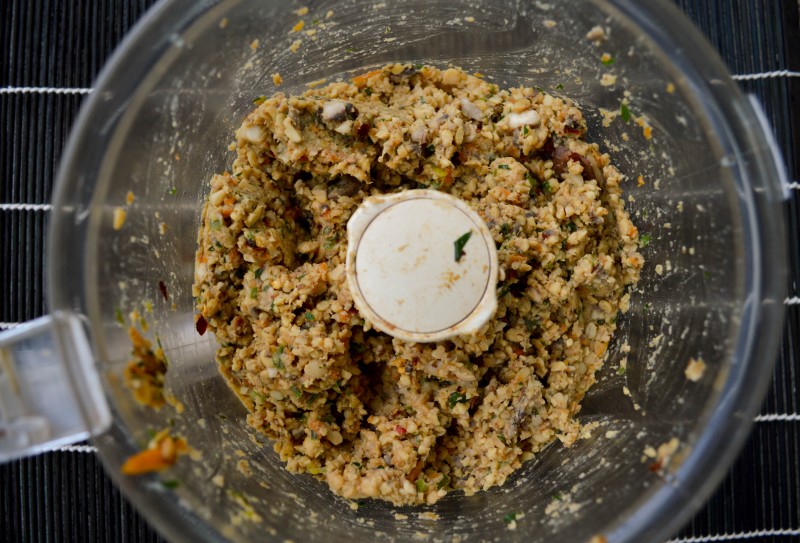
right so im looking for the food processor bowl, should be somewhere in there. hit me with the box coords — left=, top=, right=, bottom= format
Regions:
left=1, top=0, right=787, bottom=542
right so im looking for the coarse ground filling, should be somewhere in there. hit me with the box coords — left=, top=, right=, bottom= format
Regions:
left=193, top=63, right=643, bottom=506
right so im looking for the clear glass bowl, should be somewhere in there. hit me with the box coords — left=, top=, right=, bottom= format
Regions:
left=47, top=0, right=787, bottom=541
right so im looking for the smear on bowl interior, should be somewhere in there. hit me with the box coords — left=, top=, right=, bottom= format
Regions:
left=193, top=63, right=643, bottom=506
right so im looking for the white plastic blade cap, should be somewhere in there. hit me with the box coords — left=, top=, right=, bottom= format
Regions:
left=346, top=190, right=498, bottom=343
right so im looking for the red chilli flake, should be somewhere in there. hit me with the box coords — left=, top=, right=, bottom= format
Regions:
left=195, top=315, right=208, bottom=336
left=158, top=280, right=169, bottom=301
left=395, top=425, right=407, bottom=436
left=356, top=122, right=371, bottom=138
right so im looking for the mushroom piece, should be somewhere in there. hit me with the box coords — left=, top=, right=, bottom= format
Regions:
left=460, top=98, right=484, bottom=121
left=328, top=175, right=364, bottom=199
left=508, top=110, right=541, bottom=129
left=552, top=146, right=604, bottom=183
left=321, top=100, right=359, bottom=123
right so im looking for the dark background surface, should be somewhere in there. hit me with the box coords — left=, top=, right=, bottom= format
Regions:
left=1, top=1, right=799, bottom=541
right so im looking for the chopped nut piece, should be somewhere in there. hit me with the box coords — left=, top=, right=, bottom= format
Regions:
left=586, top=25, right=607, bottom=43
left=685, top=357, right=706, bottom=382
left=113, top=207, right=127, bottom=230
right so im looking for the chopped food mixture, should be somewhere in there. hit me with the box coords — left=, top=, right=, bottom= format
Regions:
left=121, top=428, right=189, bottom=475
left=193, top=63, right=643, bottom=505
left=124, top=325, right=168, bottom=409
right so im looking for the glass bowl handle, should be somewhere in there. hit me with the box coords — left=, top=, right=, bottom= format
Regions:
left=0, top=312, right=110, bottom=462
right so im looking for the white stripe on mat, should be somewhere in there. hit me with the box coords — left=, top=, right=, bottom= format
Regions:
left=0, top=322, right=23, bottom=329
left=666, top=528, right=800, bottom=542
left=56, top=444, right=98, bottom=453
left=731, top=70, right=800, bottom=81
left=754, top=413, right=800, bottom=422
left=0, top=86, right=93, bottom=95
left=0, top=203, right=53, bottom=211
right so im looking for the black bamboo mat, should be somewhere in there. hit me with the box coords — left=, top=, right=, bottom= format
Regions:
left=1, top=1, right=798, bottom=542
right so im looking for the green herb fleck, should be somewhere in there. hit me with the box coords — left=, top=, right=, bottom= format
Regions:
left=555, top=83, right=565, bottom=90
left=168, top=187, right=177, bottom=196
left=426, top=143, right=436, bottom=154
left=500, top=223, right=510, bottom=237
left=155, top=336, right=169, bottom=367
left=273, top=345, right=285, bottom=369
left=448, top=391, right=468, bottom=409
left=305, top=311, right=315, bottom=321
left=352, top=461, right=362, bottom=469
left=497, top=164, right=510, bottom=170
left=227, top=488, right=249, bottom=504
left=291, top=385, right=302, bottom=399
left=522, top=125, right=529, bottom=135
left=498, top=283, right=512, bottom=298
left=703, top=270, right=712, bottom=279
left=162, top=479, right=180, bottom=489
left=601, top=55, right=615, bottom=65
left=250, top=286, right=258, bottom=299
left=498, top=434, right=508, bottom=446
left=254, top=268, right=263, bottom=279
left=503, top=513, right=517, bottom=525
left=523, top=318, right=538, bottom=331
left=250, top=390, right=266, bottom=403
left=252, top=95, right=266, bottom=105
left=542, top=181, right=553, bottom=194
left=454, top=231, right=473, bottom=262
left=620, top=102, right=631, bottom=123
left=345, top=47, right=355, bottom=53
left=312, top=18, right=320, bottom=25
left=526, top=172, right=538, bottom=192
left=616, top=365, right=626, bottom=375
left=437, top=474, right=450, bottom=490
left=643, top=303, right=651, bottom=312
left=415, top=478, right=428, bottom=493
left=639, top=233, right=652, bottom=248
left=114, top=308, right=125, bottom=325
left=566, top=221, right=577, bottom=232
left=553, top=493, right=563, bottom=501
left=364, top=87, right=373, bottom=96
